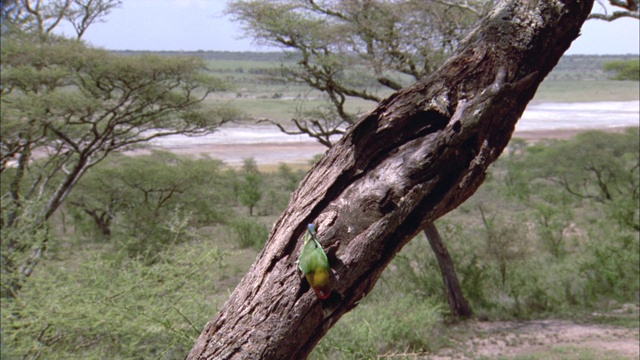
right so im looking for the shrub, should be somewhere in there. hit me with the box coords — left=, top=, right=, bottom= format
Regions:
left=603, top=59, right=640, bottom=81
left=1, top=241, right=226, bottom=359
left=229, top=218, right=269, bottom=250
left=67, top=152, right=231, bottom=260
left=580, top=229, right=640, bottom=303
left=120, top=206, right=200, bottom=263
left=311, top=293, right=444, bottom=359
left=0, top=198, right=50, bottom=298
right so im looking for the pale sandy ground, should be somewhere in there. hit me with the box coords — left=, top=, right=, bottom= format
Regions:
left=139, top=141, right=328, bottom=166
left=136, top=126, right=635, bottom=166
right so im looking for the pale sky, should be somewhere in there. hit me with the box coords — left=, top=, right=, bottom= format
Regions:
left=55, top=0, right=640, bottom=54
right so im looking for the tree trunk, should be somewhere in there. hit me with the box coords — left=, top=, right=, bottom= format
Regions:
left=186, top=1, right=593, bottom=359
left=88, top=210, right=112, bottom=237
left=424, top=223, right=472, bottom=318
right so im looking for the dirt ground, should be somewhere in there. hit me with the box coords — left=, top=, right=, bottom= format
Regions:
left=431, top=314, right=639, bottom=359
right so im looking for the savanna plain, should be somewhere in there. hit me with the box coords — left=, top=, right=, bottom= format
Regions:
left=2, top=53, right=639, bottom=359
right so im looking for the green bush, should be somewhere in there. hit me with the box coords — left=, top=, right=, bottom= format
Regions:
left=603, top=59, right=640, bottom=81
left=67, top=152, right=232, bottom=261
left=0, top=198, right=50, bottom=298
left=1, top=240, right=226, bottom=359
left=581, top=229, right=640, bottom=303
left=120, top=206, right=200, bottom=263
left=311, top=294, right=444, bottom=359
left=387, top=234, right=444, bottom=299
left=229, top=218, right=269, bottom=250
left=504, top=258, right=578, bottom=317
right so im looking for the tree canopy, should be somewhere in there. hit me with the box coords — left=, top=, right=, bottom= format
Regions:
left=228, top=0, right=492, bottom=146
left=0, top=0, right=238, bottom=296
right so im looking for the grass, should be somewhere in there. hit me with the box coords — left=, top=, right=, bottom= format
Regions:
left=580, top=311, right=640, bottom=329
left=310, top=292, right=447, bottom=359
left=207, top=79, right=640, bottom=126
left=200, top=54, right=640, bottom=125
left=257, top=162, right=313, bottom=173
left=206, top=80, right=639, bottom=124
left=6, top=154, right=639, bottom=359
left=199, top=56, right=640, bottom=126
left=204, top=59, right=282, bottom=71
left=205, top=94, right=379, bottom=123
left=532, top=80, right=640, bottom=102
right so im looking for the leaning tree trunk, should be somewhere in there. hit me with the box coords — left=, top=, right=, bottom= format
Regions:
left=186, top=1, right=593, bottom=359
left=424, top=223, right=473, bottom=318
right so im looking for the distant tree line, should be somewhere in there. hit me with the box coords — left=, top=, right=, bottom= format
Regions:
left=112, top=50, right=294, bottom=62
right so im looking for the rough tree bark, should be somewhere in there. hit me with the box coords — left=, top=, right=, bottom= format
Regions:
left=186, top=1, right=593, bottom=359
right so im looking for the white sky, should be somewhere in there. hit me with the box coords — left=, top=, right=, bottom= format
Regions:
left=55, top=0, right=640, bottom=54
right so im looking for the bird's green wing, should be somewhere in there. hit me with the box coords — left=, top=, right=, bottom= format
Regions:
left=299, top=236, right=329, bottom=274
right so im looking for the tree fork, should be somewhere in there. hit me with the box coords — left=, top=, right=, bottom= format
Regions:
left=187, top=1, right=593, bottom=358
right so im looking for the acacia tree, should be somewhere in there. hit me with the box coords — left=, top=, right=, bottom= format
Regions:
left=527, top=129, right=639, bottom=231
left=229, top=0, right=492, bottom=146
left=0, top=0, right=237, bottom=296
left=67, top=151, right=225, bottom=247
left=589, top=0, right=638, bottom=21
left=0, top=0, right=122, bottom=38
left=228, top=0, right=486, bottom=318
left=187, top=0, right=594, bottom=358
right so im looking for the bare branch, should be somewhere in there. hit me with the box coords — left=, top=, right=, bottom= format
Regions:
left=67, top=0, right=122, bottom=39
left=588, top=11, right=639, bottom=20
left=589, top=0, right=639, bottom=20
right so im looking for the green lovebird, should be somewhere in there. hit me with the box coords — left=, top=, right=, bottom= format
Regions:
left=298, top=223, right=331, bottom=299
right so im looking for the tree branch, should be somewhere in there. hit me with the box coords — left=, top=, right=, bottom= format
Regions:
left=588, top=11, right=639, bottom=20
left=589, top=0, right=639, bottom=20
